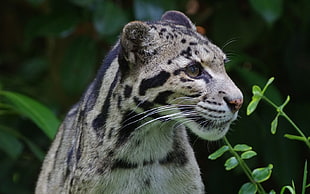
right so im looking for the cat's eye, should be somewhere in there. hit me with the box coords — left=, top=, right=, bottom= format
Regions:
left=185, top=62, right=202, bottom=78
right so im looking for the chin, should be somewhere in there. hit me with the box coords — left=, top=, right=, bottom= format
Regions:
left=185, top=117, right=233, bottom=141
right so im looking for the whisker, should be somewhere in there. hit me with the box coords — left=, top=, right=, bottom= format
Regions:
left=173, top=118, right=196, bottom=129
left=135, top=112, right=186, bottom=130
left=169, top=96, right=197, bottom=104
left=121, top=104, right=196, bottom=126
left=121, top=107, right=193, bottom=131
left=221, top=37, right=238, bottom=50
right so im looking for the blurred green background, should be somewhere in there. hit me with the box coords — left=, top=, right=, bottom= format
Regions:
left=0, top=0, right=309, bottom=193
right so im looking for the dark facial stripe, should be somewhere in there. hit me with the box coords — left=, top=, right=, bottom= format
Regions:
left=143, top=160, right=155, bottom=166
left=66, top=147, right=74, bottom=167
left=117, top=95, right=122, bottom=109
left=159, top=148, right=188, bottom=166
left=117, top=95, right=165, bottom=146
left=134, top=97, right=154, bottom=111
left=76, top=141, right=82, bottom=162
left=111, top=159, right=155, bottom=170
left=139, top=71, right=170, bottom=96
left=124, top=85, right=133, bottom=98
left=186, top=93, right=201, bottom=98
left=197, top=104, right=225, bottom=114
left=153, top=91, right=173, bottom=105
left=92, top=70, right=120, bottom=133
left=75, top=125, right=84, bottom=163
left=85, top=43, right=121, bottom=112
left=180, top=77, right=194, bottom=82
left=201, top=70, right=212, bottom=84
left=159, top=138, right=188, bottom=166
left=133, top=97, right=167, bottom=121
left=111, top=159, right=138, bottom=170
left=117, top=110, right=141, bottom=145
left=173, top=68, right=182, bottom=76
left=118, top=50, right=130, bottom=75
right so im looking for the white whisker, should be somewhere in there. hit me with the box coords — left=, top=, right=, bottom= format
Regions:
left=134, top=112, right=186, bottom=130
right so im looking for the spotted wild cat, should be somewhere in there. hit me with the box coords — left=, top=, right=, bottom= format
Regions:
left=36, top=10, right=243, bottom=194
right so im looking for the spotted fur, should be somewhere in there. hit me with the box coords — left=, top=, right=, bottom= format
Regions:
left=36, top=11, right=243, bottom=193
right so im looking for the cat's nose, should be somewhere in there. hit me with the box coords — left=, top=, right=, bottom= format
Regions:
left=224, top=97, right=243, bottom=113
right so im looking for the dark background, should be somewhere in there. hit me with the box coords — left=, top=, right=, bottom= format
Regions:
left=0, top=0, right=309, bottom=193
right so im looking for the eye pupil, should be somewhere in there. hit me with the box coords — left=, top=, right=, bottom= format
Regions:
left=185, top=62, right=202, bottom=77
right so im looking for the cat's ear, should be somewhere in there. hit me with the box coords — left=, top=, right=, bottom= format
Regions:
left=120, top=21, right=151, bottom=64
left=161, top=10, right=196, bottom=30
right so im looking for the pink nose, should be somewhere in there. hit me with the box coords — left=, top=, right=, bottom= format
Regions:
left=224, top=97, right=243, bottom=113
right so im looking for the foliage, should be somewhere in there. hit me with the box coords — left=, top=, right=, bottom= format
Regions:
left=0, top=0, right=309, bottom=193
left=209, top=78, right=310, bottom=193
left=0, top=91, right=59, bottom=139
left=247, top=78, right=310, bottom=148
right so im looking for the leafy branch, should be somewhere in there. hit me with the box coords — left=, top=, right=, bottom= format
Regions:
left=0, top=88, right=60, bottom=161
left=247, top=77, right=310, bottom=149
left=209, top=77, right=309, bottom=194
left=209, top=138, right=273, bottom=194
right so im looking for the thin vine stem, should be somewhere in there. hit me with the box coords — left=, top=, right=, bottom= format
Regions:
left=261, top=96, right=310, bottom=149
left=223, top=136, right=266, bottom=194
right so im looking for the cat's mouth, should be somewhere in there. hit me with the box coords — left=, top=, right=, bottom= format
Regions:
left=194, top=116, right=232, bottom=129
left=184, top=114, right=235, bottom=141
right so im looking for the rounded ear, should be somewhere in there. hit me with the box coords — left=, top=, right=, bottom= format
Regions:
left=161, top=10, right=196, bottom=30
left=120, top=21, right=151, bottom=63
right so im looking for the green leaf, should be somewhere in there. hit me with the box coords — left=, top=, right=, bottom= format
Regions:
left=208, top=145, right=229, bottom=160
left=280, top=185, right=295, bottom=194
left=252, top=164, right=273, bottom=183
left=263, top=77, right=275, bottom=92
left=278, top=95, right=290, bottom=111
left=0, top=91, right=60, bottom=139
left=252, top=85, right=262, bottom=95
left=284, top=134, right=307, bottom=142
left=249, top=0, right=283, bottom=25
left=247, top=99, right=260, bottom=115
left=271, top=114, right=279, bottom=134
left=241, top=151, right=257, bottom=159
left=239, top=182, right=257, bottom=194
left=0, top=130, right=23, bottom=159
left=234, top=144, right=252, bottom=152
left=247, top=85, right=262, bottom=115
left=269, top=190, right=276, bottom=194
left=247, top=77, right=277, bottom=115
left=225, top=156, right=239, bottom=170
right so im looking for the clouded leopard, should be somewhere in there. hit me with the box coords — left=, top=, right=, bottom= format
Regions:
left=36, top=10, right=243, bottom=193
